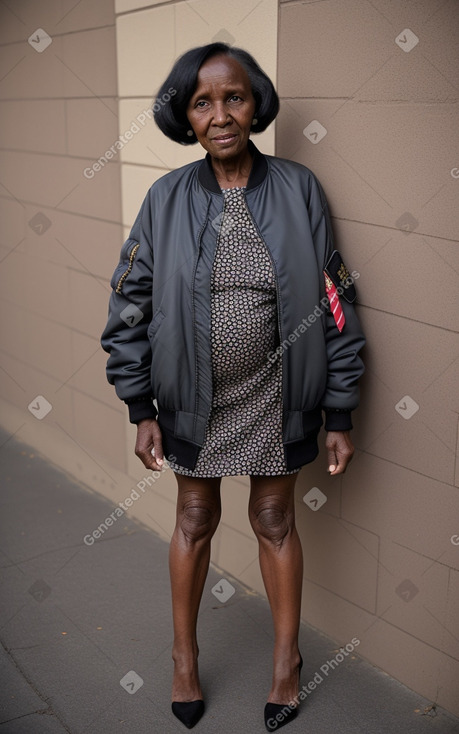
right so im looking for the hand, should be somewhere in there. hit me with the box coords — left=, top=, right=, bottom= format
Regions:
left=325, top=431, right=354, bottom=475
left=135, top=419, right=165, bottom=471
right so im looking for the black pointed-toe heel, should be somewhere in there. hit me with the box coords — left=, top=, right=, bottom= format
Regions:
left=171, top=700, right=205, bottom=729
left=264, top=654, right=303, bottom=732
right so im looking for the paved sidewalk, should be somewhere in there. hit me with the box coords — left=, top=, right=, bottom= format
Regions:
left=0, top=428, right=458, bottom=734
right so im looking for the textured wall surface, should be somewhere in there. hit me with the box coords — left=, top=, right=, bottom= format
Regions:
left=277, top=0, right=459, bottom=716
left=0, top=0, right=127, bottom=472
left=0, top=0, right=457, bottom=719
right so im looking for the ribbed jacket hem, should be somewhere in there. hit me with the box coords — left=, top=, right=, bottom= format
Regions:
left=157, top=406, right=321, bottom=473
left=126, top=398, right=157, bottom=423
left=323, top=410, right=353, bottom=431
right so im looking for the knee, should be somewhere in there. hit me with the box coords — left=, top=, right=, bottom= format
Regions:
left=249, top=498, right=293, bottom=548
left=178, top=495, right=221, bottom=544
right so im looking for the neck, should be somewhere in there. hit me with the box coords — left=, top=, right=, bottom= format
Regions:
left=211, top=146, right=253, bottom=185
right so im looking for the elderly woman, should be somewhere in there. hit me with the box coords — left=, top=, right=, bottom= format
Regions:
left=101, top=42, right=365, bottom=731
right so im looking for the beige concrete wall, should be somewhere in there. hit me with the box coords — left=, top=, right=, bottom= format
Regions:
left=0, top=2, right=134, bottom=482
left=1, top=0, right=458, bottom=718
left=277, top=0, right=459, bottom=717
left=0, top=0, right=278, bottom=656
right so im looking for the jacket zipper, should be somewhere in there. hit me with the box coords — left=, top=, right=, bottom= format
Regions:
left=115, top=242, right=140, bottom=294
left=192, top=213, right=211, bottom=437
left=240, top=193, right=284, bottom=358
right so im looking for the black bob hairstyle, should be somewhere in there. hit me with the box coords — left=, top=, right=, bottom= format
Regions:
left=152, top=43, right=279, bottom=145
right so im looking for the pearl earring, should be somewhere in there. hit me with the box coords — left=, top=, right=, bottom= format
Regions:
left=252, top=118, right=258, bottom=126
left=187, top=129, right=194, bottom=136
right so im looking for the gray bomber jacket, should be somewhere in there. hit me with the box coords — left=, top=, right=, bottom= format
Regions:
left=100, top=140, right=366, bottom=471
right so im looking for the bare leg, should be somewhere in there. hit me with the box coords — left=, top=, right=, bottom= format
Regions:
left=248, top=472, right=302, bottom=704
left=169, top=473, right=222, bottom=702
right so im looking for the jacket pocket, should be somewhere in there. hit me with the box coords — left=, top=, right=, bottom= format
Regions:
left=147, top=308, right=165, bottom=338
left=111, top=241, right=140, bottom=294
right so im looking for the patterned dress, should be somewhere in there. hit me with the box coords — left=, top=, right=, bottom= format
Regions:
left=167, top=187, right=298, bottom=477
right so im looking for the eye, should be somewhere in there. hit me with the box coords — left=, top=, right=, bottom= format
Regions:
left=228, top=95, right=242, bottom=102
left=195, top=100, right=208, bottom=108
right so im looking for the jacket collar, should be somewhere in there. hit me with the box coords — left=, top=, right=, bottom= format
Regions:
left=197, top=138, right=268, bottom=193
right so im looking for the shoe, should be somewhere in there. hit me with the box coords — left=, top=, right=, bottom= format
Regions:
left=171, top=700, right=205, bottom=729
left=264, top=653, right=303, bottom=732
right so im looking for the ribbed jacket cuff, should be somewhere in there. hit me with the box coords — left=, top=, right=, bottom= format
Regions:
left=323, top=410, right=353, bottom=432
left=125, top=398, right=157, bottom=424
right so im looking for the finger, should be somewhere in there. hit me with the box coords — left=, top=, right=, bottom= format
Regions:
left=329, top=460, right=344, bottom=475
left=150, top=443, right=164, bottom=467
left=330, top=452, right=352, bottom=475
left=136, top=439, right=164, bottom=472
left=326, top=446, right=337, bottom=474
left=327, top=445, right=345, bottom=474
left=138, top=451, right=165, bottom=472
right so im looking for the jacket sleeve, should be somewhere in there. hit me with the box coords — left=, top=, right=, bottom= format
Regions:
left=100, top=190, right=157, bottom=423
left=309, top=176, right=366, bottom=431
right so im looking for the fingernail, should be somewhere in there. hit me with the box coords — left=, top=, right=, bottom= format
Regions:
left=329, top=465, right=336, bottom=472
left=157, top=458, right=163, bottom=465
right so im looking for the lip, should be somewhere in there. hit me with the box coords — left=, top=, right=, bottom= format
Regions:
left=212, top=134, right=238, bottom=144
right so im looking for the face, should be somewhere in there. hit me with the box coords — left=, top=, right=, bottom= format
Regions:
left=186, top=55, right=256, bottom=161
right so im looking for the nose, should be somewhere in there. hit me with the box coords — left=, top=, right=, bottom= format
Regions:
left=212, top=102, right=230, bottom=126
